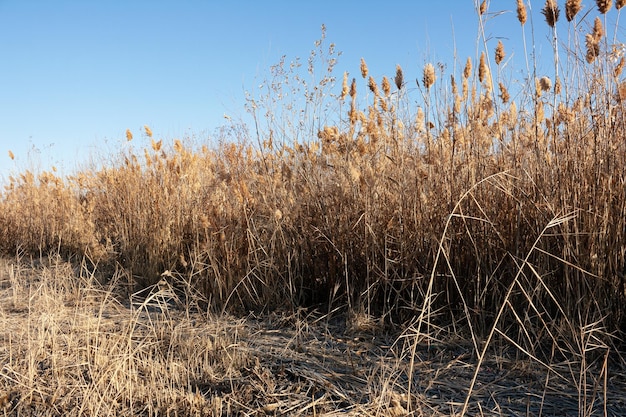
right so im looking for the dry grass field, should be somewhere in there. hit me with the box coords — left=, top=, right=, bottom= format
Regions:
left=2, top=1, right=626, bottom=415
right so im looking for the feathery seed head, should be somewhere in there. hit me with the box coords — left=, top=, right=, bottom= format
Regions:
left=126, top=129, right=133, bottom=141
left=542, top=0, right=560, bottom=28
left=360, top=58, right=368, bottom=79
left=478, top=52, right=487, bottom=83
left=382, top=76, right=391, bottom=97
left=341, top=72, right=349, bottom=100
left=368, top=76, right=380, bottom=96
left=423, top=63, right=436, bottom=89
left=495, top=40, right=505, bottom=65
left=539, top=76, right=552, bottom=92
left=415, top=107, right=425, bottom=132
left=498, top=82, right=510, bottom=103
left=596, top=0, right=613, bottom=13
left=479, top=0, right=487, bottom=15
left=593, top=17, right=604, bottom=41
left=554, top=77, right=562, bottom=95
left=8, top=150, right=14, bottom=160
left=144, top=125, right=153, bottom=138
left=586, top=33, right=600, bottom=63
left=395, top=65, right=404, bottom=90
left=517, top=0, right=527, bottom=24
left=463, top=57, right=472, bottom=79
left=349, top=78, right=357, bottom=99
left=566, top=0, right=582, bottom=21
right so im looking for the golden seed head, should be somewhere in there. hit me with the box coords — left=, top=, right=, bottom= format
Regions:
left=498, top=82, right=510, bottom=103
left=618, top=0, right=625, bottom=9
left=174, top=139, right=183, bottom=153
left=144, top=125, right=153, bottom=138
left=360, top=58, right=368, bottom=79
left=596, top=0, right=613, bottom=14
left=274, top=208, right=283, bottom=222
left=341, top=72, right=349, bottom=100
left=479, top=0, right=487, bottom=15
left=586, top=33, right=600, bottom=63
left=463, top=57, right=472, bottom=79
left=8, top=150, right=14, bottom=160
left=394, top=65, right=404, bottom=90
left=451, top=75, right=458, bottom=95
left=423, top=63, right=436, bottom=89
left=565, top=0, right=582, bottom=21
left=554, top=77, right=562, bottom=95
left=368, top=76, right=379, bottom=96
left=415, top=107, right=425, bottom=132
left=517, top=0, right=527, bottom=25
left=535, top=78, right=543, bottom=98
left=478, top=52, right=487, bottom=83
left=539, top=76, right=552, bottom=92
left=542, top=0, right=560, bottom=28
left=349, top=78, right=357, bottom=99
left=593, top=17, right=604, bottom=41
left=381, top=76, right=391, bottom=97
left=125, top=129, right=133, bottom=141
left=151, top=139, right=162, bottom=152
left=495, top=40, right=505, bottom=65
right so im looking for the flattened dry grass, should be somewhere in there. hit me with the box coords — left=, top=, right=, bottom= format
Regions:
left=1, top=258, right=625, bottom=416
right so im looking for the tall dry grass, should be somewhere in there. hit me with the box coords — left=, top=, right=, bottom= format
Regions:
left=0, top=1, right=625, bottom=365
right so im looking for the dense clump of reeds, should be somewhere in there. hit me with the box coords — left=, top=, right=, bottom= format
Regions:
left=1, top=3, right=626, bottom=355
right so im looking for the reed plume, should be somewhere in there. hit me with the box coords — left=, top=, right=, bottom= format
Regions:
left=495, top=40, right=505, bottom=65
left=517, top=0, right=527, bottom=25
left=478, top=52, right=487, bottom=83
left=360, top=58, right=368, bottom=79
left=394, top=65, right=404, bottom=90
left=341, top=72, right=349, bottom=100
left=382, top=76, right=391, bottom=97
left=596, top=0, right=613, bottom=13
left=423, top=63, right=436, bottom=89
left=566, top=0, right=582, bottom=21
left=542, top=0, right=560, bottom=28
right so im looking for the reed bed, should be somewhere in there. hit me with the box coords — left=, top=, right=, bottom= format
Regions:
left=2, top=1, right=626, bottom=415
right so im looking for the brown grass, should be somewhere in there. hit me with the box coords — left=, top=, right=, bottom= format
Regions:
left=2, top=3, right=626, bottom=415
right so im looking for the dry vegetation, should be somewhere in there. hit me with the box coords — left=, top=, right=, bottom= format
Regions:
left=2, top=1, right=626, bottom=415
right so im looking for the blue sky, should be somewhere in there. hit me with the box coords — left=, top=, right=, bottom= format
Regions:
left=0, top=1, right=600, bottom=180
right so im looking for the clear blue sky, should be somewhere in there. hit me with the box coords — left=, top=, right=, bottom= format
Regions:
left=0, top=1, right=598, bottom=181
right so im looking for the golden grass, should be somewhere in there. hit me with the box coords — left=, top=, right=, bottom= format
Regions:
left=2, top=2, right=626, bottom=415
